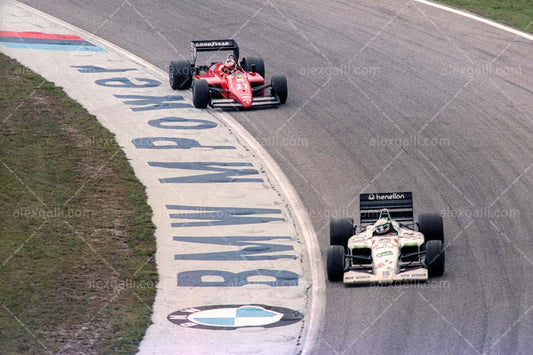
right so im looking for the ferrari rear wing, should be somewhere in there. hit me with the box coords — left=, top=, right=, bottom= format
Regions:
left=359, top=192, right=414, bottom=226
left=191, top=39, right=239, bottom=64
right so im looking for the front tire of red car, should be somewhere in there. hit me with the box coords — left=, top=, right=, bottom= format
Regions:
left=192, top=79, right=210, bottom=108
left=271, top=75, right=288, bottom=104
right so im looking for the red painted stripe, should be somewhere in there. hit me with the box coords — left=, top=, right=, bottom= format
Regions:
left=0, top=31, right=84, bottom=41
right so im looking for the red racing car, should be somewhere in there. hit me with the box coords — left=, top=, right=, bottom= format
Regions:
left=169, top=39, right=287, bottom=109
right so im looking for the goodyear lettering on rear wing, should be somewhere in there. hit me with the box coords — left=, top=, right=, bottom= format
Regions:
left=191, top=40, right=239, bottom=63
left=195, top=41, right=233, bottom=48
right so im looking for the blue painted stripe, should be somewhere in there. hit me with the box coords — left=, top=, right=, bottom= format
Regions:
left=236, top=306, right=277, bottom=318
left=0, top=42, right=106, bottom=52
left=0, top=36, right=97, bottom=47
left=194, top=317, right=235, bottom=326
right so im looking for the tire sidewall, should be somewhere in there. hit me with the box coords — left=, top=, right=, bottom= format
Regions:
left=169, top=60, right=192, bottom=90
left=327, top=245, right=345, bottom=281
left=241, top=57, right=265, bottom=78
left=419, top=213, right=444, bottom=242
left=192, top=79, right=210, bottom=108
left=271, top=75, right=288, bottom=104
left=426, top=240, right=445, bottom=277
left=330, top=217, right=354, bottom=249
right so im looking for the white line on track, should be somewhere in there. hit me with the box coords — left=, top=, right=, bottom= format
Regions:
left=414, top=0, right=533, bottom=41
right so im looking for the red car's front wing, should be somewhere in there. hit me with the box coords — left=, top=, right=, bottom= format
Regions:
left=209, top=95, right=281, bottom=109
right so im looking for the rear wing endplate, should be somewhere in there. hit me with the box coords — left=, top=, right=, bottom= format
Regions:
left=359, top=192, right=414, bottom=225
left=190, top=39, right=239, bottom=64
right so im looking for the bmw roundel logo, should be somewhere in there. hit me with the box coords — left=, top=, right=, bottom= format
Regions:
left=167, top=304, right=303, bottom=330
left=368, top=194, right=375, bottom=201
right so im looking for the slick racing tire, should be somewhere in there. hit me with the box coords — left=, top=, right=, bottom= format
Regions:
left=327, top=245, right=345, bottom=282
left=192, top=79, right=210, bottom=108
left=330, top=217, right=354, bottom=249
left=419, top=213, right=444, bottom=242
left=241, top=57, right=265, bottom=78
left=169, top=60, right=192, bottom=90
left=271, top=75, right=288, bottom=104
left=426, top=240, right=445, bottom=277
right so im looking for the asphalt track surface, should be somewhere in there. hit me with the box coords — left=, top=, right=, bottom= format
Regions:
left=16, top=0, right=533, bottom=353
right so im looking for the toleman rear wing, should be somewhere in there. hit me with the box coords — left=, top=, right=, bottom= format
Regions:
left=359, top=192, right=414, bottom=226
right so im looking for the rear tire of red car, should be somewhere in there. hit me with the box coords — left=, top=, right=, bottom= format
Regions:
left=327, top=245, right=345, bottom=281
left=330, top=217, right=354, bottom=249
left=169, top=60, right=192, bottom=90
left=192, top=79, right=210, bottom=108
left=419, top=213, right=444, bottom=242
left=426, top=240, right=445, bottom=277
left=271, top=75, right=288, bottom=104
left=241, top=57, right=265, bottom=78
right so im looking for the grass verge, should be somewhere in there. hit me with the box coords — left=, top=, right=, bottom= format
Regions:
left=436, top=0, right=533, bottom=32
left=0, top=52, right=156, bottom=354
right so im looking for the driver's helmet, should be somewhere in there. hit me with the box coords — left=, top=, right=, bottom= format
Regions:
left=372, top=218, right=397, bottom=236
left=224, top=57, right=236, bottom=72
